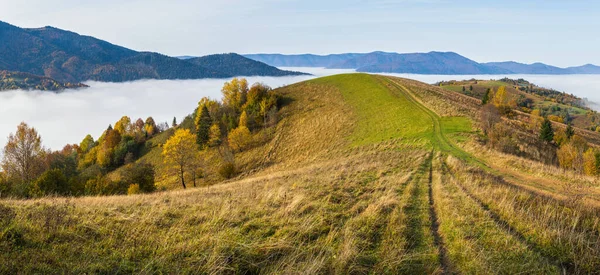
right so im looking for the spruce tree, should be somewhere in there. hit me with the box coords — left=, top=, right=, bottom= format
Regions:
left=481, top=88, right=491, bottom=105
left=195, top=106, right=211, bottom=147
left=172, top=117, right=177, bottom=128
left=540, top=117, right=554, bottom=143
left=565, top=123, right=575, bottom=139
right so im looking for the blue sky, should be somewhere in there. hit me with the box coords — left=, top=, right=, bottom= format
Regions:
left=1, top=0, right=598, bottom=66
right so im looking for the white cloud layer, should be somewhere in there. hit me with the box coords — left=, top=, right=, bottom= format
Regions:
left=0, top=68, right=351, bottom=151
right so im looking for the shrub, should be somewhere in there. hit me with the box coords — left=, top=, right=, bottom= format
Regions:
left=219, top=162, right=237, bottom=179
left=30, top=169, right=69, bottom=197
left=0, top=204, right=16, bottom=227
left=120, top=162, right=156, bottom=193
left=127, top=184, right=141, bottom=195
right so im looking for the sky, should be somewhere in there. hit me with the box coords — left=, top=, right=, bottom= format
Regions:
left=1, top=0, right=599, bottom=67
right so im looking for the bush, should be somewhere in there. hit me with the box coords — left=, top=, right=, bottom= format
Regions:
left=30, top=169, right=69, bottom=197
left=127, top=184, right=141, bottom=195
left=219, top=162, right=237, bottom=179
left=0, top=204, right=16, bottom=227
left=120, top=162, right=156, bottom=193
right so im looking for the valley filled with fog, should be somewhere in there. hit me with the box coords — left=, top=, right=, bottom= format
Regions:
left=2, top=67, right=600, bottom=150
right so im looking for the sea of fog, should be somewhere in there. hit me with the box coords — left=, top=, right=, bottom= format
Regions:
left=1, top=67, right=600, bottom=150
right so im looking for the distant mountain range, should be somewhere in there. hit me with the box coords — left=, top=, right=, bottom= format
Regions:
left=0, top=21, right=306, bottom=85
left=245, top=52, right=600, bottom=75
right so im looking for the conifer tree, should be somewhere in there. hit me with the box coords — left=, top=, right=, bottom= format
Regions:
left=195, top=105, right=211, bottom=147
left=566, top=123, right=575, bottom=139
left=482, top=88, right=491, bottom=105
left=540, top=117, right=554, bottom=143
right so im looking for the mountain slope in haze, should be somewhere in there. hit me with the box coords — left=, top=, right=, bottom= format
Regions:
left=0, top=70, right=87, bottom=91
left=0, top=21, right=306, bottom=83
left=244, top=53, right=366, bottom=67
left=335, top=51, right=511, bottom=74
left=187, top=53, right=309, bottom=77
left=246, top=52, right=600, bottom=75
left=483, top=62, right=567, bottom=74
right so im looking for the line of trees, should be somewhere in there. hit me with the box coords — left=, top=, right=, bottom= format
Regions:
left=1, top=77, right=282, bottom=198
left=0, top=115, right=166, bottom=198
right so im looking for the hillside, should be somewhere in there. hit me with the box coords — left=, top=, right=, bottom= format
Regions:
left=0, top=70, right=87, bottom=91
left=187, top=53, right=308, bottom=77
left=2, top=74, right=600, bottom=273
left=246, top=52, right=600, bottom=74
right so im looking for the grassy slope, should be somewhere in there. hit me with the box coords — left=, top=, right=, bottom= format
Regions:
left=1, top=74, right=599, bottom=274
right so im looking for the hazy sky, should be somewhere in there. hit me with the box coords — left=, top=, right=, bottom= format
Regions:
left=1, top=0, right=599, bottom=67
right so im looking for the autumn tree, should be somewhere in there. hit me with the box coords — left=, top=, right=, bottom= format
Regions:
left=228, top=126, right=252, bottom=152
left=195, top=105, right=212, bottom=147
left=162, top=129, right=197, bottom=189
left=114, top=116, right=133, bottom=136
left=222, top=78, right=249, bottom=113
left=1, top=123, right=46, bottom=191
left=239, top=110, right=249, bottom=129
left=208, top=123, right=222, bottom=146
left=583, top=148, right=597, bottom=176
left=79, top=134, right=95, bottom=154
left=492, top=86, right=508, bottom=106
left=557, top=143, right=578, bottom=170
left=539, top=118, right=554, bottom=143
left=144, top=117, right=157, bottom=137
left=135, top=118, right=145, bottom=132
left=529, top=109, right=544, bottom=130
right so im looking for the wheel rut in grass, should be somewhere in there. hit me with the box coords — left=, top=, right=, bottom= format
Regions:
left=427, top=154, right=451, bottom=274
left=440, top=160, right=573, bottom=274
left=399, top=153, right=445, bottom=274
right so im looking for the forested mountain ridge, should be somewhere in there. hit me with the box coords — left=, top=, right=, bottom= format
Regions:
left=0, top=70, right=87, bottom=91
left=187, top=53, right=309, bottom=77
left=0, top=21, right=305, bottom=83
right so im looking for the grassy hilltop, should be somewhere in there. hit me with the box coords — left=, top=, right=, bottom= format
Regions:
left=2, top=74, right=600, bottom=274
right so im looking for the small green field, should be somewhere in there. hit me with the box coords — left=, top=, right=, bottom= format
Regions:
left=310, top=74, right=434, bottom=147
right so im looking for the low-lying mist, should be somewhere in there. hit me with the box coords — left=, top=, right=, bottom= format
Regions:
left=0, top=68, right=351, bottom=150
left=2, top=67, right=598, bottom=151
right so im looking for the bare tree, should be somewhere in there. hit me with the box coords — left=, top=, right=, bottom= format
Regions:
left=479, top=104, right=500, bottom=135
left=2, top=122, right=46, bottom=186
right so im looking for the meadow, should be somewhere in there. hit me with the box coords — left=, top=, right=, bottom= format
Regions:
left=1, top=74, right=599, bottom=274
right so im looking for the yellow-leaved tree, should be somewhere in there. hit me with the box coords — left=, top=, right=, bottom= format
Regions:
left=228, top=126, right=252, bottom=152
left=530, top=109, right=544, bottom=130
left=222, top=78, right=249, bottom=113
left=583, top=148, right=597, bottom=176
left=492, top=86, right=507, bottom=107
left=162, top=129, right=197, bottom=189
